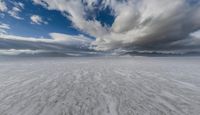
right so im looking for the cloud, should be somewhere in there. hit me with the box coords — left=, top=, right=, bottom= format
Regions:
left=32, top=0, right=200, bottom=53
left=12, top=1, right=24, bottom=9
left=93, top=0, right=200, bottom=51
left=30, top=15, right=48, bottom=25
left=191, top=30, right=200, bottom=38
left=49, top=33, right=92, bottom=45
left=0, top=23, right=10, bottom=34
left=0, top=49, right=47, bottom=56
left=0, top=0, right=7, bottom=12
left=0, top=32, right=94, bottom=56
left=0, top=23, right=10, bottom=29
left=7, top=2, right=24, bottom=20
left=33, top=0, right=109, bottom=37
left=8, top=7, right=23, bottom=20
left=0, top=49, right=100, bottom=57
left=0, top=32, right=91, bottom=44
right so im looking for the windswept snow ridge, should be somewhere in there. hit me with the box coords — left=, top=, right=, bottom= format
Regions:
left=0, top=57, right=200, bottom=115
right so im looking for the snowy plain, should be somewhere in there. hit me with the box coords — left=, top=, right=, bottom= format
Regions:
left=0, top=56, right=200, bottom=115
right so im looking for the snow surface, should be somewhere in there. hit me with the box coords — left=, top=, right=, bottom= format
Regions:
left=0, top=57, right=200, bottom=115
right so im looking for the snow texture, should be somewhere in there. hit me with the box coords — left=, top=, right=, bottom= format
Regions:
left=0, top=57, right=200, bottom=115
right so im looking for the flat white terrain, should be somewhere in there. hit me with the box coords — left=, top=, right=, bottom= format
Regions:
left=0, top=57, right=200, bottom=115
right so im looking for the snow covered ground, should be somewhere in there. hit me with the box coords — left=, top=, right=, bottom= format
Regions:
left=0, top=56, right=200, bottom=115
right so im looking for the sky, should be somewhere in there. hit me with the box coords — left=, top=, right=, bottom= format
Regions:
left=0, top=0, right=200, bottom=56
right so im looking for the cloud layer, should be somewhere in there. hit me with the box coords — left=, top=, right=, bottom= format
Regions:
left=0, top=32, right=94, bottom=56
left=33, top=0, right=200, bottom=53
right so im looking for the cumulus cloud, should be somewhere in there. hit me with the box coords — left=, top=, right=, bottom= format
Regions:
left=32, top=0, right=200, bottom=53
left=30, top=15, right=48, bottom=25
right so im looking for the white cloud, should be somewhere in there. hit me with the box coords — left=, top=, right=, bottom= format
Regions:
left=0, top=32, right=93, bottom=56
left=7, top=2, right=24, bottom=20
left=0, top=32, right=92, bottom=45
left=0, top=0, right=7, bottom=12
left=0, top=34, right=52, bottom=42
left=32, top=0, right=200, bottom=52
left=191, top=30, right=200, bottom=38
left=33, top=0, right=109, bottom=37
left=0, top=49, right=46, bottom=56
left=49, top=33, right=92, bottom=47
left=0, top=23, right=10, bottom=29
left=93, top=0, right=200, bottom=51
left=13, top=2, right=24, bottom=9
left=8, top=7, right=24, bottom=20
left=30, top=15, right=48, bottom=25
left=0, top=23, right=10, bottom=34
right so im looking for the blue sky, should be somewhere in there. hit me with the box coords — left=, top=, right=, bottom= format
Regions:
left=1, top=0, right=87, bottom=38
left=0, top=0, right=116, bottom=39
left=0, top=0, right=200, bottom=56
